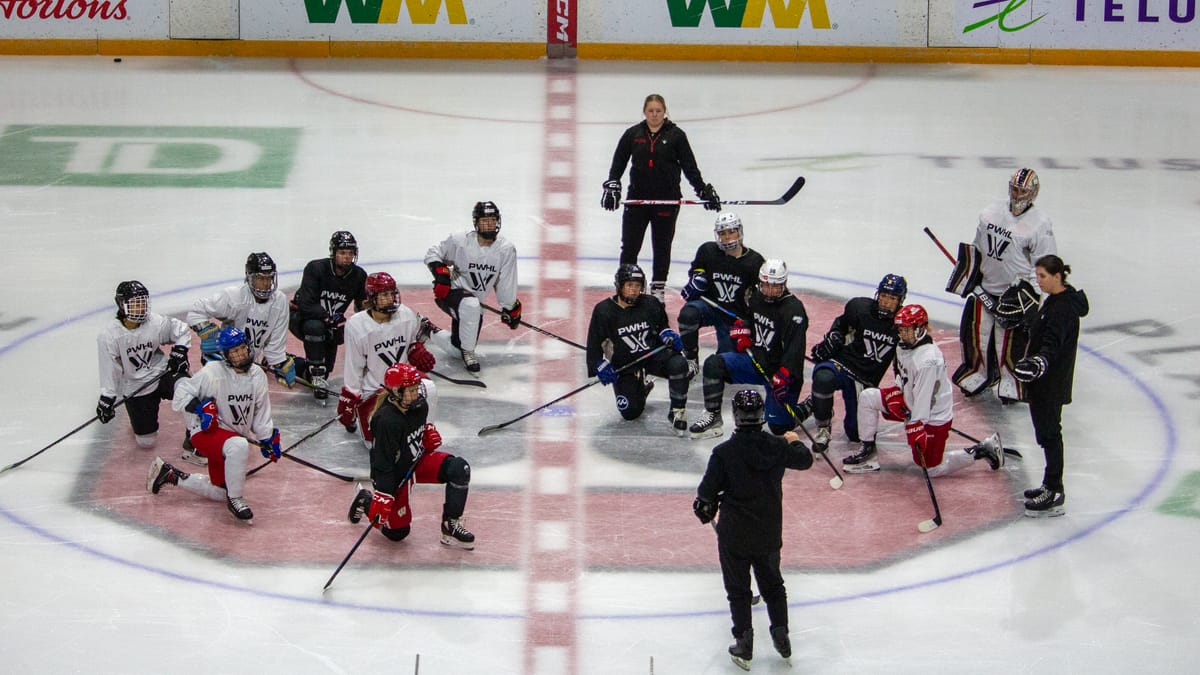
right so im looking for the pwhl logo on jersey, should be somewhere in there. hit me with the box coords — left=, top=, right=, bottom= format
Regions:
left=303, top=0, right=467, bottom=24
left=666, top=0, right=831, bottom=28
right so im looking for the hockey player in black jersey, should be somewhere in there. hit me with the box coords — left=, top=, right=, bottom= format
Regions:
left=691, top=259, right=808, bottom=438
left=677, top=212, right=765, bottom=376
left=585, top=264, right=692, bottom=436
left=805, top=274, right=906, bottom=452
left=289, top=231, right=368, bottom=401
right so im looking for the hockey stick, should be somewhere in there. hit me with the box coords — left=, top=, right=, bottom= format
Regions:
left=1, top=376, right=163, bottom=475
left=697, top=298, right=843, bottom=488
left=246, top=417, right=340, bottom=477
left=481, top=303, right=585, bottom=351
left=324, top=449, right=424, bottom=591
left=429, top=369, right=487, bottom=388
left=913, top=443, right=943, bottom=533
left=624, top=176, right=805, bottom=207
left=478, top=343, right=670, bottom=436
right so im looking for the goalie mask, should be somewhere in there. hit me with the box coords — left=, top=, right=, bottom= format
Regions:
left=614, top=264, right=646, bottom=305
left=758, top=259, right=789, bottom=303
left=1008, top=168, right=1039, bottom=217
left=473, top=201, right=501, bottom=241
left=364, top=272, right=400, bottom=315
left=874, top=274, right=907, bottom=320
left=731, top=389, right=765, bottom=429
left=713, top=212, right=743, bottom=253
left=245, top=252, right=278, bottom=302
left=996, top=280, right=1040, bottom=330
left=114, top=280, right=150, bottom=325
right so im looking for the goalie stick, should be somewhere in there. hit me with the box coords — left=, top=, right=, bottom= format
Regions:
left=624, top=175, right=805, bottom=207
left=481, top=303, right=585, bottom=351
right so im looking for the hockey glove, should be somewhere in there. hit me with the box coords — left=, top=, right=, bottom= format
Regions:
left=422, top=423, right=442, bottom=452
left=368, top=491, right=395, bottom=528
left=337, top=388, right=360, bottom=430
left=193, top=322, right=221, bottom=356
left=595, top=358, right=618, bottom=385
left=325, top=312, right=346, bottom=331
left=905, top=421, right=927, bottom=455
left=601, top=180, right=621, bottom=211
left=166, top=345, right=190, bottom=378
left=430, top=263, right=453, bottom=301
left=273, top=356, right=297, bottom=388
left=1013, top=355, right=1047, bottom=383
left=192, top=397, right=219, bottom=431
left=681, top=273, right=708, bottom=302
left=96, top=395, right=117, bottom=424
left=811, top=330, right=843, bottom=362
left=730, top=320, right=752, bottom=353
left=697, top=183, right=721, bottom=212
left=407, top=341, right=436, bottom=373
left=501, top=299, right=523, bottom=330
left=258, top=428, right=282, bottom=462
left=659, top=328, right=683, bottom=352
left=881, top=386, right=908, bottom=422
left=770, top=367, right=793, bottom=403
left=692, top=496, right=718, bottom=525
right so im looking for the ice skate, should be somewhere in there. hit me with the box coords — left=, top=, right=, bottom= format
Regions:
left=769, top=625, right=791, bottom=659
left=1024, top=487, right=1066, bottom=518
left=1024, top=484, right=1048, bottom=499
left=669, top=408, right=688, bottom=438
left=180, top=432, right=207, bottom=467
left=812, top=424, right=832, bottom=454
left=347, top=488, right=371, bottom=523
left=441, top=518, right=475, bottom=550
left=689, top=410, right=723, bottom=439
left=310, top=365, right=329, bottom=404
left=461, top=349, right=480, bottom=373
left=227, top=496, right=254, bottom=522
left=147, top=457, right=187, bottom=494
left=650, top=281, right=666, bottom=304
left=971, top=432, right=1004, bottom=470
left=843, top=441, right=880, bottom=473
left=729, top=629, right=753, bottom=671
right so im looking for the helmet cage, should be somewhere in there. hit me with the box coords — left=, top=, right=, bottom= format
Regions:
left=365, top=272, right=399, bottom=315
left=245, top=253, right=278, bottom=301
left=115, top=281, right=150, bottom=324
left=1008, top=168, right=1040, bottom=216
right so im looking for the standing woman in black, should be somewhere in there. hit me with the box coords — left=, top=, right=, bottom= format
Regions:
left=1013, top=254, right=1089, bottom=517
left=602, top=94, right=721, bottom=302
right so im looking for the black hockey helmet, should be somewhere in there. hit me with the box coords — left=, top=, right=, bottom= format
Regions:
left=329, top=230, right=358, bottom=259
left=614, top=264, right=646, bottom=304
left=473, top=201, right=501, bottom=240
left=114, top=280, right=150, bottom=324
left=731, top=389, right=765, bottom=429
left=875, top=273, right=908, bottom=319
left=245, top=252, right=278, bottom=301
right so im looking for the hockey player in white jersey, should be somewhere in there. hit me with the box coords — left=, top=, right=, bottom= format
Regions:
left=148, top=327, right=280, bottom=522
left=949, top=168, right=1056, bottom=402
left=187, top=252, right=299, bottom=388
left=424, top=201, right=521, bottom=373
left=844, top=305, right=1002, bottom=475
left=96, top=281, right=192, bottom=448
left=338, top=272, right=438, bottom=445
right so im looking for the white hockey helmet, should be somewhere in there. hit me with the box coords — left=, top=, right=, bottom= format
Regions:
left=758, top=258, right=789, bottom=302
left=713, top=212, right=743, bottom=252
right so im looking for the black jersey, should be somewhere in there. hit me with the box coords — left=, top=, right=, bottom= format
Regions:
left=689, top=242, right=764, bottom=318
left=606, top=119, right=707, bottom=200
left=368, top=399, right=428, bottom=495
left=746, top=289, right=808, bottom=379
left=291, top=258, right=368, bottom=322
left=585, top=294, right=671, bottom=375
left=826, top=297, right=900, bottom=387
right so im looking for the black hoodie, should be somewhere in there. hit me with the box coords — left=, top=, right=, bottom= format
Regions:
left=696, top=428, right=812, bottom=552
left=1026, top=285, right=1090, bottom=405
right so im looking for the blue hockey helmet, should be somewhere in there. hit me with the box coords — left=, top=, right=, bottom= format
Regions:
left=875, top=274, right=908, bottom=319
left=217, top=326, right=252, bottom=371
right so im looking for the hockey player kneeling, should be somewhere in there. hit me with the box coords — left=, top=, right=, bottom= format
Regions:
left=149, top=327, right=280, bottom=523
left=845, top=305, right=1003, bottom=475
left=347, top=363, right=474, bottom=549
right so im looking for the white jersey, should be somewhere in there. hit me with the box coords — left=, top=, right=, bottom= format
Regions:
left=97, top=313, right=191, bottom=399
left=172, top=360, right=273, bottom=441
left=894, top=339, right=953, bottom=426
left=973, top=200, right=1057, bottom=295
left=186, top=284, right=290, bottom=367
left=342, top=305, right=426, bottom=397
left=424, top=231, right=519, bottom=309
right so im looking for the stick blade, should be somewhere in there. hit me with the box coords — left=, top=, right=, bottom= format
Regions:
left=828, top=475, right=844, bottom=490
left=917, top=517, right=941, bottom=534
left=778, top=175, right=806, bottom=203
left=477, top=425, right=503, bottom=436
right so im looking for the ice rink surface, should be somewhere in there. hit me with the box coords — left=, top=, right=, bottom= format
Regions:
left=1, top=56, right=1199, bottom=674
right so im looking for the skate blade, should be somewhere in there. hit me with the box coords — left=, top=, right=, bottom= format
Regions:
left=729, top=654, right=751, bottom=671
left=440, top=537, right=475, bottom=551
left=1024, top=507, right=1066, bottom=518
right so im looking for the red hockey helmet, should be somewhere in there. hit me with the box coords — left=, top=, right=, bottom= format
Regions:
left=365, top=272, right=399, bottom=314
left=383, top=362, right=423, bottom=390
left=894, top=304, right=928, bottom=328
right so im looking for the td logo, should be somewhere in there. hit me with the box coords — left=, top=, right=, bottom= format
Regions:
left=963, top=0, right=1046, bottom=34
left=304, top=0, right=468, bottom=24
left=666, top=0, right=831, bottom=29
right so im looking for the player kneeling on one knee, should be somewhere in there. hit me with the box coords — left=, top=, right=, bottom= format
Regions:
left=348, top=363, right=475, bottom=549
left=845, top=304, right=1002, bottom=475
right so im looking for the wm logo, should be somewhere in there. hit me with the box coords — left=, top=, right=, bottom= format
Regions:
left=304, top=0, right=468, bottom=24
left=666, top=0, right=831, bottom=29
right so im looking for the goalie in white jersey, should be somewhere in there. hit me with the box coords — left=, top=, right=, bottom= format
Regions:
left=148, top=327, right=281, bottom=522
left=845, top=305, right=1003, bottom=476
left=338, top=272, right=438, bottom=446
left=96, top=281, right=192, bottom=449
left=424, top=201, right=522, bottom=373
left=186, top=251, right=300, bottom=390
left=948, top=168, right=1056, bottom=402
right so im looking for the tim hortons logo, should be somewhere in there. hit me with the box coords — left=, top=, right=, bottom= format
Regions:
left=0, top=0, right=128, bottom=20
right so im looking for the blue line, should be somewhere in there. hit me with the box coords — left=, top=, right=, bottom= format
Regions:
left=0, top=260, right=1175, bottom=621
